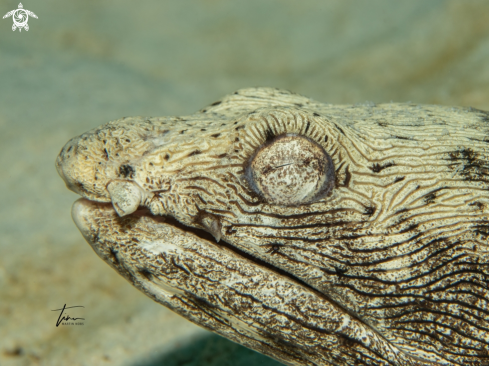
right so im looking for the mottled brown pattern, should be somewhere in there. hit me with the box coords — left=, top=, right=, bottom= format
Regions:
left=57, top=88, right=489, bottom=366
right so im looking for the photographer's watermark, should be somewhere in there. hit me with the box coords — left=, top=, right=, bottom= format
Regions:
left=3, top=3, right=37, bottom=32
left=52, top=304, right=85, bottom=326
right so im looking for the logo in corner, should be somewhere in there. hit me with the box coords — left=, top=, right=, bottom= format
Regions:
left=3, top=3, right=38, bottom=32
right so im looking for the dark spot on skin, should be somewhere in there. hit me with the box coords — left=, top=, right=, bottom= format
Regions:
left=233, top=91, right=238, bottom=95
left=336, top=125, right=345, bottom=135
left=343, top=167, right=351, bottom=187
left=369, top=162, right=395, bottom=173
left=202, top=109, right=207, bottom=113
left=235, top=125, right=245, bottom=131
left=234, top=121, right=238, bottom=125
left=469, top=201, right=485, bottom=210
left=424, top=192, right=436, bottom=204
left=180, top=130, right=187, bottom=134
left=211, top=133, right=221, bottom=138
left=264, top=128, right=275, bottom=142
left=324, top=135, right=328, bottom=142
left=217, top=153, right=227, bottom=158
left=189, top=150, right=201, bottom=157
left=399, top=223, right=419, bottom=233
left=201, top=128, right=206, bottom=131
left=334, top=174, right=341, bottom=189
left=304, top=121, right=311, bottom=134
left=474, top=225, right=489, bottom=238
left=91, top=233, right=100, bottom=244
left=394, top=176, right=405, bottom=183
left=313, top=112, right=320, bottom=117
left=332, top=265, right=347, bottom=275
left=363, top=206, right=376, bottom=216
left=108, top=248, right=119, bottom=265
left=295, top=103, right=303, bottom=108
left=164, top=154, right=170, bottom=161
left=339, top=335, right=357, bottom=348
left=191, top=296, right=217, bottom=310
left=210, top=100, right=222, bottom=106
left=393, top=136, right=411, bottom=140
left=266, top=244, right=283, bottom=255
left=75, top=182, right=87, bottom=194
left=448, top=148, right=489, bottom=181
left=103, top=148, right=109, bottom=160
left=138, top=268, right=153, bottom=281
left=119, top=164, right=135, bottom=178
left=125, top=139, right=130, bottom=143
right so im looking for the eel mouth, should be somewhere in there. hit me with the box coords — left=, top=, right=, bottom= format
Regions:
left=71, top=197, right=378, bottom=334
left=71, top=197, right=323, bottom=293
left=72, top=198, right=356, bottom=319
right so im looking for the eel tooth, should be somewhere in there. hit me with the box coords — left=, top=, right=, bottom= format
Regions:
left=200, top=213, right=222, bottom=242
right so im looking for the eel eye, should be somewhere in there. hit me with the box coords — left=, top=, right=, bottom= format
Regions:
left=245, top=134, right=335, bottom=206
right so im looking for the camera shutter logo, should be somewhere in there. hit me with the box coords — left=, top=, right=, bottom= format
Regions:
left=3, top=3, right=37, bottom=32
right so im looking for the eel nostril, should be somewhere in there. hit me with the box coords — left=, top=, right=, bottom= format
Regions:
left=58, top=139, right=79, bottom=167
left=56, top=137, right=83, bottom=190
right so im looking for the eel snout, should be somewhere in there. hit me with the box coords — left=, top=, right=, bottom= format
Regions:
left=56, top=129, right=155, bottom=214
left=56, top=135, right=88, bottom=197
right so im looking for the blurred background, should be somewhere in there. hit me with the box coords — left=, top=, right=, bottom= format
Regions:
left=1, top=1, right=489, bottom=365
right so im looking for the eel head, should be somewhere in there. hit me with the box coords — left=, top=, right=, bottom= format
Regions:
left=56, top=88, right=489, bottom=366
